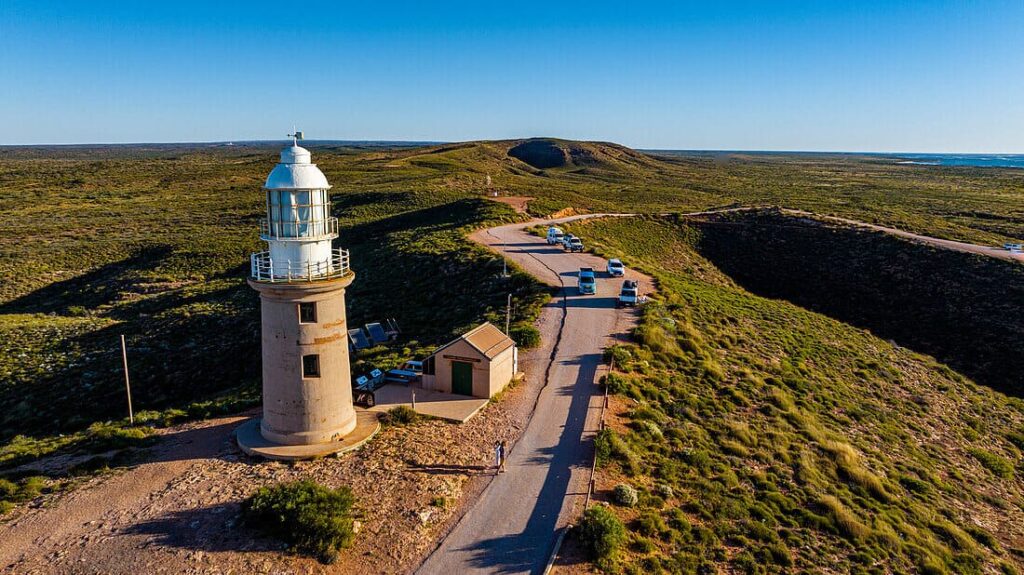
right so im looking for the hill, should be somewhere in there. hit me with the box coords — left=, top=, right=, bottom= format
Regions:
left=562, top=214, right=1024, bottom=574
left=0, top=137, right=1022, bottom=539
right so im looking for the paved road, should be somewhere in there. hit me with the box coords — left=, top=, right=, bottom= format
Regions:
left=416, top=218, right=650, bottom=575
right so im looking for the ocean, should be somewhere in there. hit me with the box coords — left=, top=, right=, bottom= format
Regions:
left=886, top=153, right=1024, bottom=169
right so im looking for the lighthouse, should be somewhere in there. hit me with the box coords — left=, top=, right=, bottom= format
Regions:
left=237, top=133, right=361, bottom=459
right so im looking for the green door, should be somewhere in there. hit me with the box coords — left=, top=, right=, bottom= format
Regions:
left=452, top=361, right=473, bottom=396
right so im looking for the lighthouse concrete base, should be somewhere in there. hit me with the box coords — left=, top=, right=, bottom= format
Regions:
left=235, top=410, right=380, bottom=461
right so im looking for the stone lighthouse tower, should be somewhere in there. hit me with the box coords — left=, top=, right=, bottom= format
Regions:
left=237, top=133, right=361, bottom=459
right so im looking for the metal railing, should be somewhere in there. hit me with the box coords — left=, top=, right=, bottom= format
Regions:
left=259, top=216, right=339, bottom=241
left=250, top=248, right=351, bottom=282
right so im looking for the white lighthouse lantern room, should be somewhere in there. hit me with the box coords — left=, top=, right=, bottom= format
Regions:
left=237, top=132, right=363, bottom=460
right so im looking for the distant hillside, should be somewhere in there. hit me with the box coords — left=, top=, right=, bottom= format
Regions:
left=506, top=138, right=661, bottom=172
left=565, top=214, right=1024, bottom=574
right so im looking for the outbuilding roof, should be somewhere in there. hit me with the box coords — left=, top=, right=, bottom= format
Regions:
left=432, top=322, right=515, bottom=360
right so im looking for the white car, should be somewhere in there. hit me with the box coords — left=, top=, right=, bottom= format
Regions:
left=617, top=279, right=639, bottom=308
left=546, top=227, right=565, bottom=245
left=607, top=259, right=625, bottom=276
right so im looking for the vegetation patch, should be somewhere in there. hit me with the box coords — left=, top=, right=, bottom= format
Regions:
left=566, top=215, right=1024, bottom=573
left=688, top=208, right=1024, bottom=395
left=379, top=405, right=420, bottom=427
left=243, top=480, right=357, bottom=564
left=578, top=505, right=627, bottom=568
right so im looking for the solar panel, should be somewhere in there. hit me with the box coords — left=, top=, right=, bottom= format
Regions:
left=366, top=322, right=389, bottom=343
left=348, top=328, right=371, bottom=349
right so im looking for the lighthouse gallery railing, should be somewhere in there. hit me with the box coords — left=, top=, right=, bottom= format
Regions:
left=250, top=248, right=350, bottom=282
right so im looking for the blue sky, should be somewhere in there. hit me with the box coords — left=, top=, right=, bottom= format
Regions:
left=1, top=1, right=1022, bottom=151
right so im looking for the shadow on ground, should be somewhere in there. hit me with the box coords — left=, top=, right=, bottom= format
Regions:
left=454, top=353, right=598, bottom=574
left=692, top=213, right=1024, bottom=396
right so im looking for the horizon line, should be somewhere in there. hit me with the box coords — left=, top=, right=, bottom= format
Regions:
left=0, top=138, right=1022, bottom=157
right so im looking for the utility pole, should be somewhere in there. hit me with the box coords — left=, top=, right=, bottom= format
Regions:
left=505, top=293, right=512, bottom=334
left=120, top=334, right=134, bottom=425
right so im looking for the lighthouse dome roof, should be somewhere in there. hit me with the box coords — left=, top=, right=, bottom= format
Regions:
left=264, top=144, right=331, bottom=190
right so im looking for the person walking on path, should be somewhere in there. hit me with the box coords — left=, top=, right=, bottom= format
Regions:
left=498, top=440, right=508, bottom=473
left=494, top=441, right=503, bottom=474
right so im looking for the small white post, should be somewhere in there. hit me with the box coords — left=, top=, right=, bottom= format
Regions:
left=505, top=293, right=512, bottom=334
left=120, top=334, right=134, bottom=425
left=411, top=388, right=416, bottom=410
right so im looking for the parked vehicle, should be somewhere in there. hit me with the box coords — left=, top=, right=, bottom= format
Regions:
left=607, top=258, right=625, bottom=276
left=401, top=360, right=423, bottom=374
left=566, top=236, right=584, bottom=252
left=617, top=279, right=639, bottom=307
left=546, top=227, right=565, bottom=245
left=385, top=367, right=421, bottom=384
left=578, top=267, right=597, bottom=295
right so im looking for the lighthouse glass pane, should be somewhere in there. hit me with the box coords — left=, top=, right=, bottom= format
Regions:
left=267, top=191, right=281, bottom=237
left=297, top=191, right=312, bottom=237
left=266, top=189, right=330, bottom=238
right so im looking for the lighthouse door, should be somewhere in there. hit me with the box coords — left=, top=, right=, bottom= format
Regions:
left=451, top=361, right=473, bottom=396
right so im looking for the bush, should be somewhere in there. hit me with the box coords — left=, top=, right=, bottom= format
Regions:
left=613, top=484, right=639, bottom=507
left=0, top=478, right=17, bottom=500
left=243, top=480, right=357, bottom=563
left=654, top=483, right=674, bottom=499
left=17, top=476, right=45, bottom=500
left=594, top=429, right=639, bottom=474
left=508, top=323, right=542, bottom=349
left=84, top=422, right=155, bottom=450
left=970, top=449, right=1014, bottom=479
left=379, top=405, right=419, bottom=426
left=603, top=372, right=632, bottom=395
left=818, top=495, right=869, bottom=541
left=578, top=505, right=627, bottom=563
left=636, top=510, right=668, bottom=538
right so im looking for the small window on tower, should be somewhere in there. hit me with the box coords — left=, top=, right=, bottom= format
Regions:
left=299, top=302, right=317, bottom=323
left=302, top=354, right=320, bottom=378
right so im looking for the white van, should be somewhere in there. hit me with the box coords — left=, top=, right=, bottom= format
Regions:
left=546, top=227, right=565, bottom=245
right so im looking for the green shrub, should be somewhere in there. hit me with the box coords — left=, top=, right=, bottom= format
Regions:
left=970, top=449, right=1014, bottom=479
left=603, top=373, right=633, bottom=395
left=594, top=428, right=614, bottom=466
left=379, top=405, right=419, bottom=426
left=508, top=323, right=541, bottom=349
left=84, top=422, right=155, bottom=450
left=613, top=484, right=639, bottom=507
left=654, top=483, right=673, bottom=499
left=818, top=495, right=869, bottom=541
left=595, top=429, right=639, bottom=474
left=0, top=478, right=17, bottom=500
left=17, top=476, right=45, bottom=500
left=243, top=480, right=356, bottom=563
left=636, top=510, right=668, bottom=538
left=578, top=505, right=627, bottom=563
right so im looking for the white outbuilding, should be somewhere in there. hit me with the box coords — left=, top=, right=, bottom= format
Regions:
left=420, top=323, right=518, bottom=399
